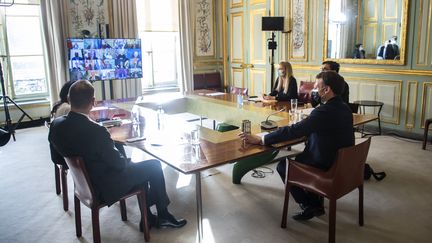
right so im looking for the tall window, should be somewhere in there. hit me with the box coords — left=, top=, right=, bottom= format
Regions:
left=136, top=0, right=180, bottom=89
left=0, top=0, right=48, bottom=101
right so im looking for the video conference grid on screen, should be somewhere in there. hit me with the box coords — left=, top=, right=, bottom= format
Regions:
left=67, top=38, right=143, bottom=81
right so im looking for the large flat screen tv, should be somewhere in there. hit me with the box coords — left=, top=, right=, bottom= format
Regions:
left=67, top=38, right=143, bottom=81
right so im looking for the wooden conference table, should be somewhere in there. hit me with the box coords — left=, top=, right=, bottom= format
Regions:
left=90, top=91, right=378, bottom=242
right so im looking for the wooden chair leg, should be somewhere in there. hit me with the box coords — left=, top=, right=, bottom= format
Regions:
left=74, top=196, right=82, bottom=237
left=423, top=120, right=430, bottom=150
left=61, top=167, right=68, bottom=211
left=120, top=199, right=127, bottom=221
left=54, top=166, right=60, bottom=195
left=281, top=184, right=290, bottom=228
left=359, top=185, right=364, bottom=226
left=137, top=192, right=150, bottom=242
left=328, top=199, right=336, bottom=243
left=92, top=209, right=101, bottom=243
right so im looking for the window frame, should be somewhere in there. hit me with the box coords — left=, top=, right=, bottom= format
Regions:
left=0, top=2, right=49, bottom=102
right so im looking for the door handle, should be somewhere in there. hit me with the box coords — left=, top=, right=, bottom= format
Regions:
left=240, top=63, right=247, bottom=68
left=245, top=64, right=254, bottom=68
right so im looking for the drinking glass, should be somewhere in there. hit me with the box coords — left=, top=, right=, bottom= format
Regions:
left=290, top=98, right=298, bottom=112
left=191, top=127, right=200, bottom=145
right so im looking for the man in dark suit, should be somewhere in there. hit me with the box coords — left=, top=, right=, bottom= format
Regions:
left=240, top=71, right=354, bottom=221
left=48, top=80, right=186, bottom=229
left=321, top=61, right=349, bottom=104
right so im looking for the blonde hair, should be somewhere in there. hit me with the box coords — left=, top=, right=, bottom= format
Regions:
left=275, top=61, right=293, bottom=94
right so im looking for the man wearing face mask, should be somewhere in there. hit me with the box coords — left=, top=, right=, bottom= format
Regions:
left=263, top=61, right=298, bottom=101
left=353, top=43, right=366, bottom=59
left=240, top=71, right=354, bottom=220
left=311, top=61, right=349, bottom=107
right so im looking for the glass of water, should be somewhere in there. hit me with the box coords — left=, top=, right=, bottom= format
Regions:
left=190, top=126, right=200, bottom=145
left=290, top=98, right=298, bottom=112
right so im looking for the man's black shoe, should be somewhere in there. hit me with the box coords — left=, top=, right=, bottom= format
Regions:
left=292, top=206, right=325, bottom=221
left=158, top=213, right=187, bottom=228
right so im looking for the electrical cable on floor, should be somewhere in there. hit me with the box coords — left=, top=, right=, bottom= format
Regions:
left=251, top=166, right=274, bottom=179
left=383, top=131, right=422, bottom=143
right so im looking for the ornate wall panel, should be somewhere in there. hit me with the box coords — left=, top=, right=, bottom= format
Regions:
left=405, top=81, right=418, bottom=129
left=66, top=0, right=108, bottom=38
left=231, top=0, right=244, bottom=8
left=250, top=9, right=266, bottom=65
left=231, top=67, right=244, bottom=88
left=194, top=0, right=215, bottom=58
left=421, top=82, right=432, bottom=128
left=249, top=68, right=266, bottom=96
left=416, top=0, right=431, bottom=66
left=289, top=0, right=308, bottom=60
left=346, top=77, right=402, bottom=124
left=230, top=13, right=244, bottom=63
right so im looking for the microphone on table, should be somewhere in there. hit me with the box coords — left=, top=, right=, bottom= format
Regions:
left=260, top=108, right=286, bottom=130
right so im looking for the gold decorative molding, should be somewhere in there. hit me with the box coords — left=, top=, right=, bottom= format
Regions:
left=250, top=8, right=266, bottom=65
left=420, top=82, right=432, bottom=129
left=323, top=0, right=409, bottom=65
left=231, top=67, right=245, bottom=88
left=384, top=0, right=398, bottom=20
left=364, top=0, right=378, bottom=21
left=250, top=0, right=266, bottom=5
left=230, top=12, right=244, bottom=64
left=230, top=0, right=243, bottom=9
left=289, top=0, right=308, bottom=61
left=415, top=0, right=432, bottom=66
left=292, top=64, right=432, bottom=77
left=405, top=81, right=418, bottom=129
left=250, top=68, right=266, bottom=95
left=222, top=1, right=228, bottom=87
left=363, top=23, right=378, bottom=58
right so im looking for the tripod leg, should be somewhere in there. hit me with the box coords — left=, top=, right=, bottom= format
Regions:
left=5, top=96, right=33, bottom=120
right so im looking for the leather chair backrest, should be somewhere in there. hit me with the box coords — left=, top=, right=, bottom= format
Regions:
left=298, top=81, right=315, bottom=104
left=330, top=138, right=371, bottom=198
left=64, top=156, right=97, bottom=207
left=348, top=103, right=360, bottom=113
left=230, top=86, right=248, bottom=96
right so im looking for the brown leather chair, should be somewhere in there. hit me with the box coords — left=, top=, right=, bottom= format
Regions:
left=298, top=81, right=315, bottom=104
left=230, top=86, right=248, bottom=96
left=281, top=138, right=371, bottom=243
left=423, top=118, right=432, bottom=150
left=64, top=156, right=150, bottom=243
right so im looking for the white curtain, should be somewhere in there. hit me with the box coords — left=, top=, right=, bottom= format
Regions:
left=178, top=0, right=194, bottom=92
left=111, top=0, right=142, bottom=99
left=40, top=0, right=69, bottom=106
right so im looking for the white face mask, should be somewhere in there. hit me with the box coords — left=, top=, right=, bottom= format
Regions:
left=278, top=70, right=285, bottom=77
left=359, top=46, right=364, bottom=51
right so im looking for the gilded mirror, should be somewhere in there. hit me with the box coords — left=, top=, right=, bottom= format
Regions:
left=324, top=0, right=408, bottom=65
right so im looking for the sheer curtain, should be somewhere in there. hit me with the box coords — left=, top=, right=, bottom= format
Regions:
left=40, top=0, right=69, bottom=106
left=111, top=0, right=142, bottom=99
left=178, top=0, right=194, bottom=92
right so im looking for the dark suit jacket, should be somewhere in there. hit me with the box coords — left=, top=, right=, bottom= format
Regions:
left=48, top=111, right=134, bottom=205
left=269, top=76, right=299, bottom=101
left=264, top=96, right=354, bottom=170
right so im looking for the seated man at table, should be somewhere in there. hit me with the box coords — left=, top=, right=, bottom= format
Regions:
left=312, top=61, right=349, bottom=107
left=48, top=80, right=186, bottom=229
left=240, top=71, right=354, bottom=221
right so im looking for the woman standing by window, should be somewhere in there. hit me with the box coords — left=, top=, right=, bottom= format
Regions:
left=263, top=61, right=298, bottom=101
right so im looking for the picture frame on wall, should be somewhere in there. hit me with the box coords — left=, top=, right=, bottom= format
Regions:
left=289, top=0, right=308, bottom=61
left=194, top=0, right=215, bottom=58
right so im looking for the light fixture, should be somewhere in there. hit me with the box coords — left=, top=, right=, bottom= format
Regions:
left=0, top=0, right=14, bottom=7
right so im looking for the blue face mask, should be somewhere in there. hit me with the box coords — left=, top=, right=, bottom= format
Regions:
left=278, top=70, right=285, bottom=77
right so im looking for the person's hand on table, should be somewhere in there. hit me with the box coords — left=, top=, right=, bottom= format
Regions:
left=238, top=132, right=262, bottom=145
